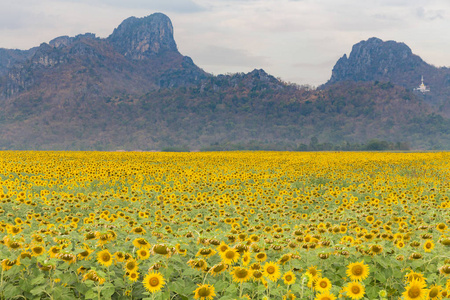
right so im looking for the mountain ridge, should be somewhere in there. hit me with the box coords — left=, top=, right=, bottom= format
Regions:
left=326, top=37, right=450, bottom=113
left=0, top=14, right=449, bottom=150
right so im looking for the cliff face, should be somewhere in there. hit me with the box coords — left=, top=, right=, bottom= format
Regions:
left=329, top=38, right=428, bottom=82
left=326, top=37, right=450, bottom=111
left=0, top=13, right=207, bottom=99
left=107, top=13, right=178, bottom=59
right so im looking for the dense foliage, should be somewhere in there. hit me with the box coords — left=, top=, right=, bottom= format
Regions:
left=1, top=151, right=449, bottom=299
left=1, top=79, right=449, bottom=150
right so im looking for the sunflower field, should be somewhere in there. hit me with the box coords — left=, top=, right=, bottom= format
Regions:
left=0, top=151, right=449, bottom=300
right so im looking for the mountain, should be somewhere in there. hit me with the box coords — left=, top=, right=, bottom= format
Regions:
left=0, top=13, right=207, bottom=100
left=0, top=15, right=449, bottom=150
left=326, top=37, right=450, bottom=114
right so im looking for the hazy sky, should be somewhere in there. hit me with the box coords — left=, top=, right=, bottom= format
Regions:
left=1, top=0, right=449, bottom=86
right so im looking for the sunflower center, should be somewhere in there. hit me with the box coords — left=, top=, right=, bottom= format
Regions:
left=320, top=281, right=327, bottom=288
left=235, top=269, right=249, bottom=278
left=351, top=265, right=363, bottom=276
left=322, top=298, right=331, bottom=300
left=267, top=266, right=275, bottom=274
left=351, top=285, right=361, bottom=294
left=149, top=277, right=160, bottom=287
left=154, top=245, right=169, bottom=255
left=102, top=253, right=111, bottom=261
left=253, top=271, right=263, bottom=278
left=126, top=262, right=136, bottom=270
left=408, top=286, right=421, bottom=298
left=213, top=265, right=225, bottom=272
left=10, top=242, right=20, bottom=249
left=429, top=287, right=439, bottom=298
left=225, top=250, right=235, bottom=259
left=286, top=275, right=293, bottom=281
left=198, top=287, right=211, bottom=297
left=425, top=243, right=432, bottom=249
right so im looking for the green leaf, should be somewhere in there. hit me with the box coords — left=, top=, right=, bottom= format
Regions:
left=85, top=289, right=97, bottom=300
left=3, top=284, right=22, bottom=299
left=374, top=271, right=386, bottom=282
left=214, top=280, right=229, bottom=291
left=102, top=283, right=115, bottom=299
left=19, top=278, right=33, bottom=293
left=30, top=285, right=46, bottom=296
left=30, top=274, right=46, bottom=286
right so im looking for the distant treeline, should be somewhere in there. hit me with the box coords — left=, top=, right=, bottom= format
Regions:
left=164, top=138, right=411, bottom=152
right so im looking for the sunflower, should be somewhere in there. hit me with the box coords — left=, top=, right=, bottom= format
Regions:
left=242, top=252, right=251, bottom=266
left=48, top=246, right=61, bottom=258
left=370, top=244, right=383, bottom=255
left=31, top=245, right=45, bottom=256
left=436, top=223, right=448, bottom=233
left=1, top=258, right=20, bottom=271
left=314, top=291, right=337, bottom=300
left=135, top=248, right=150, bottom=260
left=131, top=226, right=146, bottom=235
left=220, top=248, right=240, bottom=265
left=7, top=240, right=22, bottom=250
left=196, top=248, right=216, bottom=259
left=439, top=265, right=450, bottom=276
left=315, top=277, right=332, bottom=292
left=187, top=259, right=208, bottom=271
left=263, top=261, right=281, bottom=282
left=133, top=238, right=151, bottom=249
left=279, top=253, right=292, bottom=265
left=216, top=242, right=229, bottom=254
left=114, top=251, right=126, bottom=263
left=255, top=252, right=267, bottom=262
left=175, top=244, right=187, bottom=256
left=231, top=267, right=252, bottom=283
left=152, top=244, right=171, bottom=257
left=78, top=246, right=93, bottom=261
left=423, top=240, right=434, bottom=252
left=193, top=283, right=216, bottom=300
left=406, top=271, right=426, bottom=283
left=282, top=271, right=296, bottom=285
left=83, top=270, right=105, bottom=285
left=252, top=270, right=264, bottom=281
left=143, top=272, right=165, bottom=293
left=127, top=271, right=140, bottom=282
left=209, top=263, right=228, bottom=276
left=58, top=252, right=77, bottom=264
left=97, top=249, right=113, bottom=267
left=403, top=279, right=428, bottom=300
left=427, top=285, right=442, bottom=300
left=346, top=261, right=369, bottom=281
left=304, top=265, right=320, bottom=277
left=344, top=281, right=365, bottom=300
left=280, top=290, right=295, bottom=300
left=77, top=266, right=88, bottom=274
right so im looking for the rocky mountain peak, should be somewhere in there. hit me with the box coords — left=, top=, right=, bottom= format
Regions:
left=107, top=12, right=178, bottom=59
left=328, top=37, right=426, bottom=84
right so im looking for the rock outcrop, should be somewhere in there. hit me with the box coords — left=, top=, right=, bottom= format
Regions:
left=107, top=13, right=178, bottom=59
left=326, top=37, right=450, bottom=110
left=328, top=37, right=429, bottom=83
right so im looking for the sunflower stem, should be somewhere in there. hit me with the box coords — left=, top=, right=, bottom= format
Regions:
left=239, top=282, right=243, bottom=298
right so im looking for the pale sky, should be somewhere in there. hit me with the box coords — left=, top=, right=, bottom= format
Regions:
left=1, top=0, right=449, bottom=86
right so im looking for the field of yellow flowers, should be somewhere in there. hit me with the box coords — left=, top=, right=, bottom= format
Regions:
left=0, top=151, right=449, bottom=300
